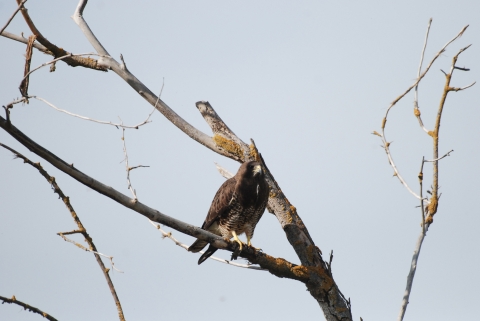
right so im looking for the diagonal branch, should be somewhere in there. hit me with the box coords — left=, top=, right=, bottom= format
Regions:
left=71, top=2, right=241, bottom=161
left=0, top=0, right=27, bottom=36
left=0, top=115, right=316, bottom=285
left=15, top=0, right=106, bottom=71
left=148, top=220, right=265, bottom=270
left=0, top=142, right=126, bottom=321
left=1, top=30, right=51, bottom=54
left=0, top=295, right=58, bottom=321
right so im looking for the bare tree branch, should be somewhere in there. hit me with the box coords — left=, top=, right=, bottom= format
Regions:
left=1, top=30, right=51, bottom=54
left=0, top=0, right=27, bottom=37
left=387, top=24, right=468, bottom=111
left=0, top=115, right=317, bottom=285
left=424, top=150, right=454, bottom=163
left=148, top=220, right=265, bottom=270
left=19, top=53, right=108, bottom=88
left=29, top=95, right=153, bottom=129
left=393, top=24, right=474, bottom=321
left=0, top=142, right=126, bottom=321
left=70, top=3, right=238, bottom=160
left=214, top=162, right=234, bottom=179
left=426, top=44, right=474, bottom=224
left=413, top=18, right=432, bottom=134
left=377, top=24, right=468, bottom=202
left=397, top=156, right=428, bottom=321
left=0, top=295, right=58, bottom=321
left=57, top=231, right=124, bottom=273
left=121, top=127, right=150, bottom=201
left=14, top=0, right=107, bottom=71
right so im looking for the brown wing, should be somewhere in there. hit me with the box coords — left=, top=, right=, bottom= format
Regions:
left=202, top=176, right=236, bottom=230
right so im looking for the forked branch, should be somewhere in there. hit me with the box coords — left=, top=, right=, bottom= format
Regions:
left=389, top=21, right=474, bottom=321
left=14, top=0, right=106, bottom=71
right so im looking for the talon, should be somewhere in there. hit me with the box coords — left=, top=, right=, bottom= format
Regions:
left=232, top=231, right=244, bottom=252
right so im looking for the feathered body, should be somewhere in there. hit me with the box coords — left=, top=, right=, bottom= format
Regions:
left=188, top=161, right=269, bottom=264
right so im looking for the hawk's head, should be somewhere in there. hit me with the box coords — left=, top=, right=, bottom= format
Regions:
left=237, top=161, right=264, bottom=181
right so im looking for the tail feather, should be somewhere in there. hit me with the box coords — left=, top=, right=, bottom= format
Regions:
left=188, top=239, right=208, bottom=253
left=198, top=244, right=218, bottom=265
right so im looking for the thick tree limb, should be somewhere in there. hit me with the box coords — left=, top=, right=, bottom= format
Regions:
left=70, top=4, right=230, bottom=160
left=0, top=295, right=58, bottom=321
left=0, top=115, right=317, bottom=285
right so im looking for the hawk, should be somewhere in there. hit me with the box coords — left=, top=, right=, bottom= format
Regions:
left=188, top=161, right=270, bottom=265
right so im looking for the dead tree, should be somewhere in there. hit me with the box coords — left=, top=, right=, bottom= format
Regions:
left=0, top=1, right=474, bottom=320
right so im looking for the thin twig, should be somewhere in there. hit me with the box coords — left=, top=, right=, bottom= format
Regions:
left=121, top=128, right=137, bottom=200
left=378, top=24, right=468, bottom=202
left=423, top=150, right=454, bottom=163
left=413, top=18, right=432, bottom=134
left=0, top=0, right=27, bottom=36
left=2, top=97, right=27, bottom=121
left=118, top=83, right=166, bottom=200
left=30, top=95, right=153, bottom=129
left=0, top=142, right=126, bottom=321
left=0, top=295, right=58, bottom=321
left=450, top=81, right=476, bottom=91
left=57, top=232, right=123, bottom=273
left=147, top=220, right=265, bottom=270
left=387, top=25, right=468, bottom=112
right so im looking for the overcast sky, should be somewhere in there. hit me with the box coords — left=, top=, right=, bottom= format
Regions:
left=1, top=1, right=479, bottom=320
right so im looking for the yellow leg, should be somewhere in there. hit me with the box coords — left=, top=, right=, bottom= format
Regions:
left=232, top=231, right=243, bottom=251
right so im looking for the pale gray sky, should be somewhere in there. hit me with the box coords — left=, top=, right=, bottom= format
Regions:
left=1, top=1, right=479, bottom=320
